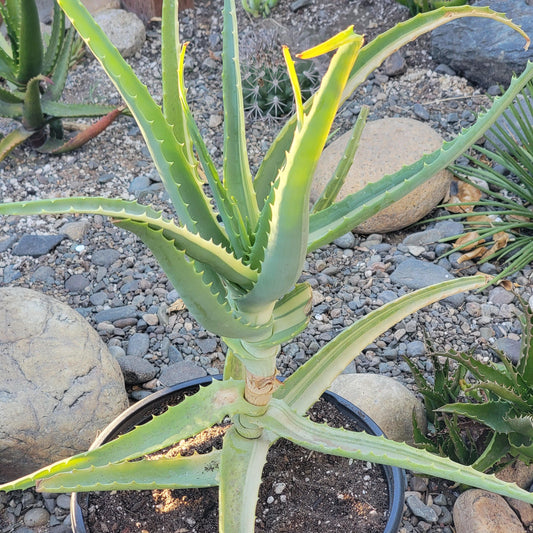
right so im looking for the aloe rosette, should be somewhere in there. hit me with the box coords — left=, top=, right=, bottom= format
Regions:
left=2, top=1, right=533, bottom=531
left=0, top=0, right=124, bottom=160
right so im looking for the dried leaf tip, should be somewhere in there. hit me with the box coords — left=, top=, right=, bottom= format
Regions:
left=296, top=26, right=363, bottom=60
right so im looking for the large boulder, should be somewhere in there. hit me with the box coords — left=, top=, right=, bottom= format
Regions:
left=311, top=117, right=452, bottom=234
left=329, top=373, right=426, bottom=445
left=430, top=0, right=533, bottom=88
left=94, top=9, right=146, bottom=58
left=0, top=287, right=129, bottom=481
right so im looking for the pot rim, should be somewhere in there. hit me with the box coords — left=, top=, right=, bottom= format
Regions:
left=71, top=375, right=406, bottom=533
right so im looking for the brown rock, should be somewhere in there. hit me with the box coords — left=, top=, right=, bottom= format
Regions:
left=82, top=0, right=120, bottom=13
left=497, top=460, right=533, bottom=489
left=507, top=497, right=533, bottom=527
left=311, top=117, right=452, bottom=234
left=453, top=489, right=525, bottom=533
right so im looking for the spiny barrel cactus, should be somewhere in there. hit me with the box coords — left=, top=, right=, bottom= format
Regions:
left=242, top=59, right=319, bottom=120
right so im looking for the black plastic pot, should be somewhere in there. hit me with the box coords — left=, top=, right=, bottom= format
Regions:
left=71, top=375, right=406, bottom=533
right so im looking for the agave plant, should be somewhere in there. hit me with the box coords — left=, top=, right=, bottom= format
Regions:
left=403, top=348, right=492, bottom=467
left=435, top=297, right=533, bottom=473
left=396, top=0, right=468, bottom=17
left=2, top=1, right=533, bottom=530
left=437, top=80, right=533, bottom=284
left=0, top=0, right=124, bottom=161
left=241, top=0, right=279, bottom=17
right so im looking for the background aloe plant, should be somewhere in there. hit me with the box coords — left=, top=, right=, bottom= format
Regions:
left=2, top=1, right=533, bottom=531
left=395, top=0, right=468, bottom=16
left=0, top=0, right=124, bottom=161
left=241, top=0, right=279, bottom=17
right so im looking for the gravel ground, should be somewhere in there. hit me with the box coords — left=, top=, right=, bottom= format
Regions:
left=0, top=1, right=531, bottom=532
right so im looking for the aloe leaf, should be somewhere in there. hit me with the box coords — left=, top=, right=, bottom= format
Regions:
left=275, top=275, right=490, bottom=415
left=161, top=0, right=194, bottom=165
left=42, top=1, right=66, bottom=75
left=41, top=101, right=121, bottom=117
left=0, top=100, right=23, bottom=119
left=57, top=0, right=227, bottom=247
left=37, top=451, right=221, bottom=492
left=0, top=85, right=22, bottom=105
left=252, top=283, right=312, bottom=347
left=470, top=432, right=509, bottom=472
left=254, top=6, right=530, bottom=213
left=0, top=128, right=34, bottom=161
left=176, top=43, right=249, bottom=257
left=222, top=0, right=258, bottom=231
left=465, top=382, right=528, bottom=410
left=109, top=221, right=269, bottom=339
left=0, top=380, right=259, bottom=492
left=22, top=76, right=45, bottom=131
left=308, top=61, right=533, bottom=251
left=219, top=426, right=272, bottom=532
left=47, top=27, right=75, bottom=102
left=238, top=32, right=364, bottom=313
left=257, top=399, right=533, bottom=504
left=509, top=433, right=533, bottom=459
left=39, top=106, right=123, bottom=154
left=312, top=105, right=369, bottom=213
left=16, top=0, right=43, bottom=84
left=0, top=197, right=257, bottom=288
left=439, top=401, right=515, bottom=434
left=517, top=299, right=533, bottom=383
left=444, top=350, right=515, bottom=388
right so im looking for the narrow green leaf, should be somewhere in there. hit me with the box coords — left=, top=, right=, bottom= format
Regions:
left=0, top=127, right=34, bottom=161
left=41, top=101, right=120, bottom=117
left=238, top=31, right=364, bottom=313
left=37, top=451, right=221, bottom=492
left=258, top=399, right=533, bottom=504
left=42, top=1, right=66, bottom=75
left=47, top=27, right=75, bottom=102
left=471, top=432, right=510, bottom=472
left=58, top=0, right=228, bottom=247
left=16, top=0, right=43, bottom=84
left=222, top=0, right=259, bottom=231
left=439, top=401, right=515, bottom=434
left=311, top=105, right=369, bottom=213
left=275, top=276, right=490, bottom=414
left=22, top=76, right=45, bottom=131
left=0, top=85, right=23, bottom=104
left=219, top=426, right=272, bottom=532
left=161, top=0, right=195, bottom=165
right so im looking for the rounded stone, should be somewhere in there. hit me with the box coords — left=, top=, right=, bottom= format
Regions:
left=94, top=9, right=146, bottom=58
left=329, top=373, right=426, bottom=444
left=453, top=489, right=525, bottom=533
left=0, top=287, right=129, bottom=482
left=23, top=508, right=50, bottom=527
left=311, top=117, right=452, bottom=234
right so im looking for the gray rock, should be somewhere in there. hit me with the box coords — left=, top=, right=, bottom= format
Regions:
left=403, top=228, right=442, bottom=247
left=94, top=9, right=146, bottom=58
left=3, top=265, right=21, bottom=283
left=489, top=286, right=515, bottom=305
left=196, top=337, right=218, bottom=354
left=390, top=258, right=464, bottom=307
left=31, top=266, right=56, bottom=283
left=128, top=175, right=152, bottom=195
left=333, top=231, right=356, bottom=249
left=158, top=361, right=207, bottom=387
left=494, top=337, right=522, bottom=364
left=413, top=103, right=430, bottom=121
left=406, top=494, right=439, bottom=523
left=23, top=508, right=50, bottom=527
left=108, top=345, right=126, bottom=358
left=126, top=332, right=150, bottom=357
left=431, top=0, right=533, bottom=88
left=406, top=340, right=426, bottom=357
left=168, top=345, right=184, bottom=362
left=13, top=234, right=65, bottom=257
left=0, top=288, right=128, bottom=482
left=0, top=234, right=16, bottom=252
left=55, top=494, right=71, bottom=511
left=94, top=305, right=138, bottom=323
left=383, top=51, right=406, bottom=77
left=91, top=248, right=120, bottom=266
left=378, top=289, right=398, bottom=304
left=116, top=356, right=157, bottom=384
left=433, top=220, right=464, bottom=239
left=89, top=291, right=107, bottom=306
left=59, top=219, right=91, bottom=241
left=64, top=274, right=90, bottom=293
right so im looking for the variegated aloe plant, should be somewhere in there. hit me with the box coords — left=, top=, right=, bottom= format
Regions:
left=2, top=1, right=533, bottom=530
left=0, top=0, right=124, bottom=161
